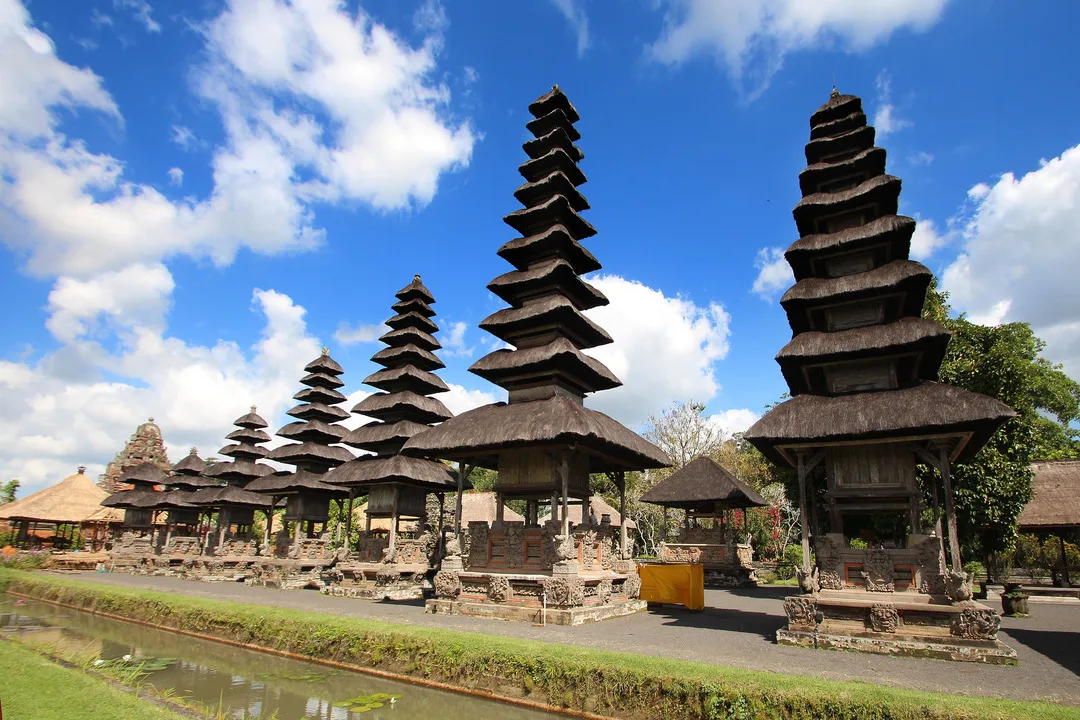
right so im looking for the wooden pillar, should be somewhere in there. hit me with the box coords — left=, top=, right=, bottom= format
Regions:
left=495, top=491, right=505, bottom=526
left=796, top=451, right=811, bottom=573
left=388, top=485, right=399, bottom=552
left=662, top=507, right=670, bottom=543
left=560, top=452, right=570, bottom=536
left=291, top=518, right=303, bottom=556
left=264, top=499, right=275, bottom=547
left=936, top=444, right=962, bottom=571
left=1060, top=534, right=1072, bottom=587
left=365, top=507, right=372, bottom=534
left=345, top=489, right=355, bottom=548
left=455, top=463, right=466, bottom=537
left=550, top=491, right=559, bottom=524
left=617, top=471, right=628, bottom=560
left=725, top=507, right=735, bottom=562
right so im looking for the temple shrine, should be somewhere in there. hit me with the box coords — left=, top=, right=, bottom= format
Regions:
left=98, top=418, right=171, bottom=493
left=744, top=89, right=1018, bottom=663
left=326, top=276, right=460, bottom=599
left=403, top=86, right=670, bottom=624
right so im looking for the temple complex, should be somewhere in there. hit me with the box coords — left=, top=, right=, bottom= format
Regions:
left=403, top=86, right=670, bottom=624
left=327, top=277, right=460, bottom=600
left=641, top=456, right=766, bottom=586
left=744, top=89, right=1018, bottom=663
left=98, top=418, right=171, bottom=493
left=246, top=350, right=353, bottom=588
left=100, top=462, right=169, bottom=561
left=154, top=449, right=217, bottom=563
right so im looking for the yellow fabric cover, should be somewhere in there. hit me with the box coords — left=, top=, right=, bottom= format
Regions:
left=637, top=563, right=705, bottom=610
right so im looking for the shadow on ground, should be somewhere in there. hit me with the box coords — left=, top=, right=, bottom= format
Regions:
left=645, top=604, right=785, bottom=641
left=1003, top=627, right=1080, bottom=676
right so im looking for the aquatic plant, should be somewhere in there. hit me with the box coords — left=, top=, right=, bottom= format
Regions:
left=333, top=692, right=402, bottom=713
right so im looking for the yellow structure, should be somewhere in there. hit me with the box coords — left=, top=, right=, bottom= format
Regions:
left=637, top=564, right=705, bottom=611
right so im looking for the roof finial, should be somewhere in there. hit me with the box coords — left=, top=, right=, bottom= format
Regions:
left=413, top=273, right=422, bottom=283
left=321, top=346, right=329, bottom=356
left=830, top=70, right=839, bottom=98
left=189, top=447, right=198, bottom=456
left=250, top=404, right=257, bottom=413
left=552, top=84, right=560, bottom=91
left=77, top=465, right=86, bottom=474
left=148, top=416, right=154, bottom=423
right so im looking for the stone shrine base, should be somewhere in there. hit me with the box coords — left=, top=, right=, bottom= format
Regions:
left=427, top=596, right=646, bottom=626
left=321, top=561, right=431, bottom=601
left=778, top=589, right=1017, bottom=665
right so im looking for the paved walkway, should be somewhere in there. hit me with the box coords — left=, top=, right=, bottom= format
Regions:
left=40, top=571, right=1080, bottom=705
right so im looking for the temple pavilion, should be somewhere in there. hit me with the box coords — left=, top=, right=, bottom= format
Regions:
left=403, top=86, right=670, bottom=624
left=326, top=276, right=460, bottom=600
left=246, top=351, right=352, bottom=587
left=743, top=89, right=1017, bottom=663
left=153, top=448, right=217, bottom=560
left=641, top=456, right=766, bottom=586
left=100, top=462, right=169, bottom=559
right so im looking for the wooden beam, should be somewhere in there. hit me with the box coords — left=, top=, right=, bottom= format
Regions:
left=617, top=471, right=628, bottom=560
left=796, top=451, right=812, bottom=573
left=937, top=443, right=962, bottom=571
left=560, top=452, right=570, bottom=536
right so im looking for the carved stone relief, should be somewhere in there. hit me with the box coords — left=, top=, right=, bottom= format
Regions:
left=467, top=521, right=489, bottom=567
left=951, top=608, right=1001, bottom=640
left=784, top=596, right=818, bottom=630
left=504, top=523, right=524, bottom=568
left=488, top=575, right=513, bottom=603
left=869, top=603, right=899, bottom=633
left=863, top=548, right=895, bottom=593
left=543, top=576, right=585, bottom=608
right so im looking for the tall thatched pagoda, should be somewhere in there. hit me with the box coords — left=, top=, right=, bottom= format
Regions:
left=743, top=89, right=1017, bottom=663
left=154, top=448, right=218, bottom=561
left=100, top=462, right=168, bottom=561
left=325, top=276, right=460, bottom=599
left=403, top=86, right=670, bottom=624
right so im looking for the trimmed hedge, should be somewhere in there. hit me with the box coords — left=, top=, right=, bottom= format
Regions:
left=3, top=570, right=1076, bottom=720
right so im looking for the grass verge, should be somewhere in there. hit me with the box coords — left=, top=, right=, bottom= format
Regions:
left=0, top=636, right=192, bottom=720
left=3, top=569, right=1077, bottom=720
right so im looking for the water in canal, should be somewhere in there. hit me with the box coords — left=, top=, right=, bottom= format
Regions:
left=1, top=596, right=556, bottom=719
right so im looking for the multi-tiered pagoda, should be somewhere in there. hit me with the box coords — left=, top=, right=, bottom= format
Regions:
left=100, top=462, right=169, bottom=559
left=327, top=276, right=459, bottom=599
left=404, top=86, right=669, bottom=624
left=151, top=448, right=216, bottom=558
left=250, top=351, right=352, bottom=568
left=744, top=89, right=1017, bottom=663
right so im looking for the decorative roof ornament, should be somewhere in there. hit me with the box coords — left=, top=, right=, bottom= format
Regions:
left=97, top=417, right=171, bottom=493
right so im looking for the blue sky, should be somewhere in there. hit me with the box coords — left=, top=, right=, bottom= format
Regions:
left=3, top=0, right=1079, bottom=493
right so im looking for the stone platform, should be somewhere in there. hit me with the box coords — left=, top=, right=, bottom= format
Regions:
left=778, top=589, right=1017, bottom=665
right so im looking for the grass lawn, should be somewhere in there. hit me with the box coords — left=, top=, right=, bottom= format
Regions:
left=5, top=569, right=1080, bottom=720
left=0, top=637, right=189, bottom=720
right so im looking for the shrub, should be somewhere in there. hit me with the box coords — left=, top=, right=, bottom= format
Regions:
left=776, top=543, right=812, bottom=580
left=0, top=549, right=47, bottom=570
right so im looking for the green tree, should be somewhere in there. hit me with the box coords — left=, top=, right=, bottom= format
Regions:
left=0, top=479, right=19, bottom=504
left=922, top=280, right=1080, bottom=573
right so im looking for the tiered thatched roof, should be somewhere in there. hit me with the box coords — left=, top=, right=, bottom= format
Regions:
left=101, top=462, right=168, bottom=510
left=0, top=467, right=110, bottom=524
left=267, top=350, right=354, bottom=472
left=745, top=90, right=1014, bottom=466
left=1018, top=460, right=1080, bottom=530
left=203, top=408, right=274, bottom=486
left=161, top=448, right=220, bottom=491
left=641, top=457, right=767, bottom=512
left=329, top=277, right=458, bottom=493
left=403, top=86, right=669, bottom=473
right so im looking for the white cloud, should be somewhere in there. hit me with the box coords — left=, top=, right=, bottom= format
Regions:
left=908, top=150, right=934, bottom=166
left=171, top=125, right=195, bottom=149
left=441, top=383, right=497, bottom=417
left=463, top=66, right=479, bottom=85
left=909, top=216, right=948, bottom=261
left=113, top=0, right=160, bottom=33
left=167, top=167, right=183, bottom=185
left=751, top=247, right=793, bottom=300
left=872, top=70, right=911, bottom=137
left=441, top=321, right=474, bottom=357
left=584, top=275, right=732, bottom=427
left=549, top=0, right=590, bottom=57
left=942, top=143, right=1080, bottom=374
left=708, top=408, right=760, bottom=438
left=334, top=322, right=387, bottom=346
left=45, top=263, right=174, bottom=343
left=648, top=0, right=949, bottom=100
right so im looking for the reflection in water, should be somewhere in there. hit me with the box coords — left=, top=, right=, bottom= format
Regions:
left=2, top=597, right=554, bottom=720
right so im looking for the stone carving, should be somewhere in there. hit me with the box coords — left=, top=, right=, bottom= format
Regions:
left=600, top=534, right=616, bottom=570
left=659, top=543, right=702, bottom=564
left=623, top=573, right=641, bottom=599
left=445, top=533, right=462, bottom=558
left=869, top=603, right=899, bottom=633
left=488, top=575, right=513, bottom=603
left=467, top=522, right=489, bottom=567
left=951, top=608, right=1000, bottom=640
left=553, top=534, right=576, bottom=562
left=916, top=536, right=946, bottom=595
left=433, top=570, right=461, bottom=599
left=597, top=578, right=613, bottom=604
left=612, top=559, right=636, bottom=575
left=944, top=569, right=974, bottom=602
left=784, top=596, right=818, bottom=630
left=375, top=568, right=397, bottom=586
left=540, top=523, right=558, bottom=567
left=863, top=548, right=895, bottom=593
left=98, top=418, right=172, bottom=493
left=543, top=576, right=585, bottom=608
left=580, top=530, right=598, bottom=570
left=814, top=536, right=844, bottom=590
left=504, top=523, right=525, bottom=568
left=797, top=565, right=820, bottom=595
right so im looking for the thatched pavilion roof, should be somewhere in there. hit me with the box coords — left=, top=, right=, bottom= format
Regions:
left=0, top=469, right=110, bottom=524
left=245, top=470, right=348, bottom=497
left=641, top=457, right=767, bottom=512
left=1018, top=460, right=1080, bottom=530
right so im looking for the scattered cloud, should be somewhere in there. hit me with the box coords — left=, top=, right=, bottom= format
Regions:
left=167, top=167, right=183, bottom=185
left=909, top=216, right=948, bottom=261
left=441, top=321, right=474, bottom=357
left=942, top=143, right=1080, bottom=374
left=113, top=0, right=161, bottom=33
left=441, top=383, right=498, bottom=416
left=872, top=70, right=911, bottom=137
left=463, top=66, right=479, bottom=85
left=708, top=408, right=760, bottom=439
left=908, top=150, right=934, bottom=166
left=90, top=9, right=113, bottom=28
left=549, top=0, right=590, bottom=57
left=585, top=275, right=732, bottom=427
left=412, top=0, right=448, bottom=38
left=334, top=322, right=387, bottom=346
left=751, top=247, right=793, bottom=301
left=170, top=124, right=195, bottom=149
left=648, top=0, right=949, bottom=100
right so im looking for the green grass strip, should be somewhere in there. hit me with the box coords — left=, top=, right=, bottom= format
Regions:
left=3, top=569, right=1077, bottom=720
left=0, top=635, right=190, bottom=720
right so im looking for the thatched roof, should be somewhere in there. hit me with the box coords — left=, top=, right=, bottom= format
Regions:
left=744, top=381, right=1016, bottom=466
left=301, top=371, right=345, bottom=389
left=363, top=366, right=449, bottom=395
left=487, top=258, right=607, bottom=311
left=479, top=295, right=613, bottom=349
left=276, top=420, right=347, bottom=444
left=245, top=470, right=347, bottom=497
left=204, top=459, right=273, bottom=481
left=304, top=352, right=344, bottom=375
left=804, top=125, right=874, bottom=166
left=0, top=470, right=110, bottom=524
left=793, top=174, right=900, bottom=236
left=328, top=455, right=460, bottom=491
left=497, top=225, right=601, bottom=275
left=119, top=462, right=170, bottom=487
left=396, top=274, right=435, bottom=304
left=352, top=392, right=451, bottom=425
left=380, top=326, right=441, bottom=351
left=266, top=441, right=354, bottom=466
left=287, top=402, right=351, bottom=422
left=785, top=214, right=915, bottom=280
left=530, top=85, right=580, bottom=123
left=172, top=448, right=207, bottom=474
left=810, top=92, right=862, bottom=127
left=392, top=297, right=436, bottom=318
left=526, top=106, right=580, bottom=142
left=469, top=337, right=622, bottom=393
left=402, top=395, right=671, bottom=472
left=353, top=491, right=523, bottom=532
left=144, top=490, right=198, bottom=510
left=1018, top=460, right=1080, bottom=529
left=514, top=171, right=589, bottom=214
left=798, top=146, right=885, bottom=196
left=371, top=344, right=445, bottom=372
left=84, top=506, right=125, bottom=524
left=234, top=409, right=269, bottom=429
left=640, top=457, right=767, bottom=511
left=781, top=259, right=931, bottom=307
left=188, top=486, right=270, bottom=509
left=101, top=488, right=160, bottom=509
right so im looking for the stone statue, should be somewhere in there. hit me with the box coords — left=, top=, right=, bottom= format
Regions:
left=944, top=569, right=974, bottom=602
left=797, top=565, right=820, bottom=595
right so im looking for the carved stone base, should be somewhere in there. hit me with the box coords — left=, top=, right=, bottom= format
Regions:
left=426, top=597, right=646, bottom=626
left=777, top=628, right=1017, bottom=665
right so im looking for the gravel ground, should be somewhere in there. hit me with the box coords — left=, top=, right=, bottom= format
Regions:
left=40, top=571, right=1080, bottom=705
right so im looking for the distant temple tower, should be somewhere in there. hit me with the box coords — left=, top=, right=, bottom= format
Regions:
left=744, top=89, right=1016, bottom=662
left=98, top=418, right=171, bottom=493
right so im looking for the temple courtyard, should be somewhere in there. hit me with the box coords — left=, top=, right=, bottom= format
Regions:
left=46, top=570, right=1080, bottom=705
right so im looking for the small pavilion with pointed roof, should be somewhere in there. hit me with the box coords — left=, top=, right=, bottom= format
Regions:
left=403, top=86, right=670, bottom=624
left=0, top=466, right=110, bottom=549
left=99, top=462, right=170, bottom=558
left=641, top=457, right=766, bottom=585
left=152, top=448, right=218, bottom=558
left=744, top=89, right=1016, bottom=663
left=325, top=276, right=461, bottom=599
